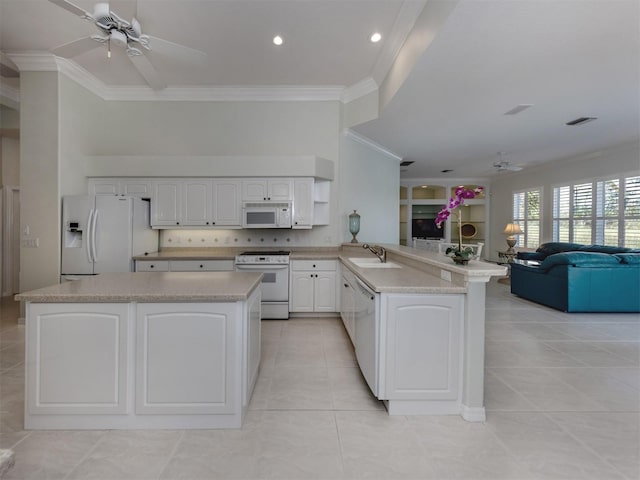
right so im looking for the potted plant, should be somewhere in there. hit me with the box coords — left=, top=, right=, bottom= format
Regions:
left=435, top=186, right=484, bottom=265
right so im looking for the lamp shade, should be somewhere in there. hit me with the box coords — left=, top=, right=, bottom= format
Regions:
left=503, top=223, right=523, bottom=236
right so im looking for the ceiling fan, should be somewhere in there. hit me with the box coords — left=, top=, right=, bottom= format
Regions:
left=493, top=152, right=523, bottom=172
left=48, top=0, right=207, bottom=90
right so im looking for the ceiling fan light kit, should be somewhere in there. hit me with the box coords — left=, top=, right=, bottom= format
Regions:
left=48, top=0, right=207, bottom=90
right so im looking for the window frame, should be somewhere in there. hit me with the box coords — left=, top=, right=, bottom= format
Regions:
left=552, top=173, right=640, bottom=247
left=512, top=187, right=542, bottom=248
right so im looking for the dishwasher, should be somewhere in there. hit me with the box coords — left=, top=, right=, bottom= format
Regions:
left=353, top=276, right=379, bottom=397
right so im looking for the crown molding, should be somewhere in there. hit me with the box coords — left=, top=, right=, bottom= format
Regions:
left=102, top=85, right=346, bottom=102
left=343, top=128, right=403, bottom=162
left=4, top=51, right=386, bottom=103
left=342, top=77, right=378, bottom=104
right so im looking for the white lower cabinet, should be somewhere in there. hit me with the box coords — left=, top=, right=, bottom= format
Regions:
left=135, top=259, right=234, bottom=272
left=135, top=303, right=236, bottom=415
left=26, top=303, right=129, bottom=415
left=380, top=294, right=463, bottom=404
left=289, top=260, right=338, bottom=313
left=24, top=290, right=260, bottom=429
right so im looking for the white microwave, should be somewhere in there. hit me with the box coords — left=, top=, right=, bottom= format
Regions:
left=242, top=202, right=292, bottom=229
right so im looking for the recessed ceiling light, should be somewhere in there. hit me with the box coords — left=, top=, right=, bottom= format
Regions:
left=370, top=32, right=382, bottom=43
left=421, top=185, right=428, bottom=189
left=273, top=35, right=284, bottom=46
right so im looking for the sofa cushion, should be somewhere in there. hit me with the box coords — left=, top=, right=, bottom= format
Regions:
left=615, top=253, right=640, bottom=264
left=539, top=252, right=622, bottom=272
left=578, top=244, right=633, bottom=254
left=536, top=243, right=585, bottom=257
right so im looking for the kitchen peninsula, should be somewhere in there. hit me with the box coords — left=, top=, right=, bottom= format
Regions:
left=16, top=272, right=262, bottom=430
left=137, top=244, right=506, bottom=422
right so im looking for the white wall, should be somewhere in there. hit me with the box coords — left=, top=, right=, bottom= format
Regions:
left=19, top=71, right=60, bottom=291
left=339, top=131, right=400, bottom=244
left=489, top=141, right=640, bottom=261
left=19, top=71, right=405, bottom=291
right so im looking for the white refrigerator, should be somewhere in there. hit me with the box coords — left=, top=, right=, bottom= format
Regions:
left=61, top=195, right=158, bottom=280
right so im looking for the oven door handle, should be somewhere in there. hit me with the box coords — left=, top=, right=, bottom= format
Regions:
left=235, top=264, right=290, bottom=270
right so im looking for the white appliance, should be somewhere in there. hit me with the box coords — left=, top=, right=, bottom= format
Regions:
left=353, top=276, right=379, bottom=396
left=242, top=202, right=292, bottom=229
left=235, top=251, right=290, bottom=319
left=61, top=195, right=158, bottom=280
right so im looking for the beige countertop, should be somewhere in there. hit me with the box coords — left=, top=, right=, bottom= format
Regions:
left=15, top=272, right=263, bottom=303
left=118, top=244, right=507, bottom=297
left=134, top=248, right=340, bottom=261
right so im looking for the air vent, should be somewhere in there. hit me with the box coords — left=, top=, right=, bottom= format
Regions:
left=503, top=104, right=533, bottom=115
left=400, top=160, right=414, bottom=167
left=566, top=116, right=598, bottom=126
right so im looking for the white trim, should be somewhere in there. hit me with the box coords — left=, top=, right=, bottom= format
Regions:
left=460, top=405, right=486, bottom=423
left=6, top=52, right=350, bottom=103
left=343, top=129, right=403, bottom=162
left=341, top=77, right=378, bottom=104
left=103, top=85, right=345, bottom=102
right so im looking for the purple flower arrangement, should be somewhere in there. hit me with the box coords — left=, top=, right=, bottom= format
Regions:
left=435, top=186, right=484, bottom=262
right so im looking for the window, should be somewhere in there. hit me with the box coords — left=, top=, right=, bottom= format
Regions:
left=552, top=174, right=640, bottom=247
left=625, top=176, right=640, bottom=248
left=513, top=189, right=540, bottom=248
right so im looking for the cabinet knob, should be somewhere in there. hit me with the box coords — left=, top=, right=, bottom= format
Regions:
left=344, top=283, right=349, bottom=288
left=212, top=222, right=215, bottom=225
left=312, top=264, right=316, bottom=268
left=310, top=274, right=314, bottom=278
left=150, top=265, right=154, bottom=268
left=176, top=222, right=180, bottom=225
left=206, top=222, right=209, bottom=225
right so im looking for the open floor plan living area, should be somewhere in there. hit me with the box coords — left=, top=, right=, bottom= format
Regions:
left=1, top=280, right=638, bottom=480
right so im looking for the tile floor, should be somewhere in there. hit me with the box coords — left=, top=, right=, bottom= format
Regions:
left=0, top=280, right=638, bottom=479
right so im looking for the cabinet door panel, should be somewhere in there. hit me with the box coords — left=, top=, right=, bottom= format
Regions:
left=268, top=179, right=293, bottom=201
left=136, top=303, right=236, bottom=414
left=314, top=272, right=337, bottom=312
left=213, top=180, right=241, bottom=226
left=293, top=178, right=313, bottom=228
left=26, top=303, right=129, bottom=414
left=383, top=295, right=462, bottom=400
left=152, top=181, right=182, bottom=226
left=183, top=180, right=210, bottom=225
left=289, top=272, right=315, bottom=312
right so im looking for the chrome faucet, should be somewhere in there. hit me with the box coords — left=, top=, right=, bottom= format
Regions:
left=363, top=244, right=387, bottom=263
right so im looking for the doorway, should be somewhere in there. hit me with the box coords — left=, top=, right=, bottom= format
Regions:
left=2, top=186, right=20, bottom=296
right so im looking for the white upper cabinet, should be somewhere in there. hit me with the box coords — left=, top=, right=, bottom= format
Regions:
left=183, top=180, right=211, bottom=226
left=89, top=178, right=152, bottom=198
left=152, top=180, right=182, bottom=226
left=151, top=179, right=242, bottom=228
left=242, top=178, right=293, bottom=202
left=212, top=180, right=241, bottom=226
left=292, top=178, right=314, bottom=229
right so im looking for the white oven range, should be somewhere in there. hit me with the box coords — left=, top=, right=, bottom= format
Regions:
left=234, top=251, right=290, bottom=319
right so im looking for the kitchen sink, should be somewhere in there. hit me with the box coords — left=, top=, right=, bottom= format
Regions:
left=348, top=258, right=402, bottom=268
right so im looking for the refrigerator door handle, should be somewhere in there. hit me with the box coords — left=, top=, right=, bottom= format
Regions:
left=91, top=209, right=99, bottom=262
left=87, top=209, right=95, bottom=263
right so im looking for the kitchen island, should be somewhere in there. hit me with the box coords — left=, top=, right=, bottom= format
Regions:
left=16, top=272, right=262, bottom=430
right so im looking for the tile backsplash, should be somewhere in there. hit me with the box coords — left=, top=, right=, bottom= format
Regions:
left=160, top=229, right=325, bottom=248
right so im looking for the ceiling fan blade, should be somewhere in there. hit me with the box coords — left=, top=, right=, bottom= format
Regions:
left=146, top=36, right=207, bottom=65
left=48, top=0, right=93, bottom=19
left=128, top=53, right=166, bottom=90
left=52, top=37, right=101, bottom=58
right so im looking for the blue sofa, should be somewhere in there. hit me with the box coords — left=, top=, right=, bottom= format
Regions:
left=510, top=242, right=640, bottom=312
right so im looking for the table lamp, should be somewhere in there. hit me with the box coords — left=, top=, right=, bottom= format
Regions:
left=503, top=223, right=523, bottom=254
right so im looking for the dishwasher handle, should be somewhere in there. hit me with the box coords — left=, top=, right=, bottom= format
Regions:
left=354, top=276, right=375, bottom=299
